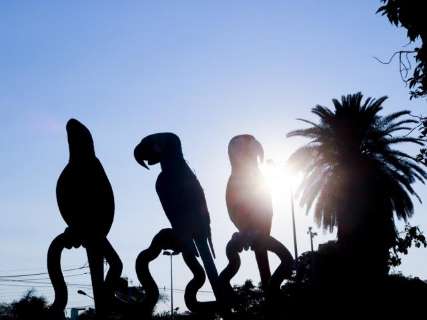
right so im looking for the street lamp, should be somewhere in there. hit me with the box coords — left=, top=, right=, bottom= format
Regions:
left=77, top=289, right=94, bottom=300
left=163, top=250, right=179, bottom=319
left=307, top=227, right=318, bottom=252
left=290, top=187, right=298, bottom=260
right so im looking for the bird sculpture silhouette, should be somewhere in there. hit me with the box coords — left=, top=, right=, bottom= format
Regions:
left=47, top=119, right=122, bottom=319
left=226, top=134, right=273, bottom=288
left=134, top=133, right=223, bottom=311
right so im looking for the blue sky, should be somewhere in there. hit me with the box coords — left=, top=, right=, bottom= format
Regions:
left=1, top=0, right=426, bottom=314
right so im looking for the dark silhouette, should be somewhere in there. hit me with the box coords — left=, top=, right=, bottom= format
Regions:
left=280, top=243, right=427, bottom=318
left=287, top=93, right=427, bottom=277
left=389, top=223, right=427, bottom=267
left=47, top=119, right=123, bottom=319
left=219, top=232, right=293, bottom=303
left=226, top=135, right=272, bottom=289
left=135, top=228, right=218, bottom=317
left=229, top=280, right=265, bottom=320
left=376, top=0, right=427, bottom=189
left=0, top=290, right=48, bottom=320
left=134, top=133, right=223, bottom=313
left=377, top=0, right=427, bottom=99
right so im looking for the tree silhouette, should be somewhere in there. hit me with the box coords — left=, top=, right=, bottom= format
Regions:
left=0, top=303, right=11, bottom=320
left=287, top=92, right=427, bottom=276
left=0, top=290, right=49, bottom=320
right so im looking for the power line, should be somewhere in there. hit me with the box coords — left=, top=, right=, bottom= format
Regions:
left=0, top=272, right=89, bottom=282
left=0, top=264, right=88, bottom=279
left=0, top=265, right=83, bottom=273
left=160, top=287, right=214, bottom=294
left=0, top=284, right=91, bottom=289
left=0, top=279, right=92, bottom=287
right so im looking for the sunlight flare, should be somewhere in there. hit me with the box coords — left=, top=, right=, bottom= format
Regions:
left=260, top=160, right=301, bottom=194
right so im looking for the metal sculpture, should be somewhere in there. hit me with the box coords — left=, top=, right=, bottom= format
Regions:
left=134, top=133, right=224, bottom=314
left=135, top=228, right=218, bottom=317
left=226, top=134, right=273, bottom=289
left=47, top=119, right=123, bottom=318
left=219, top=232, right=294, bottom=299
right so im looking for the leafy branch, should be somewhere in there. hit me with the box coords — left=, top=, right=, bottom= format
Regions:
left=389, top=224, right=427, bottom=267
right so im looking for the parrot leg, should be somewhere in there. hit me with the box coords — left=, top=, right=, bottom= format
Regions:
left=103, top=239, right=123, bottom=305
left=254, top=249, right=271, bottom=290
left=86, top=243, right=106, bottom=319
left=47, top=232, right=71, bottom=319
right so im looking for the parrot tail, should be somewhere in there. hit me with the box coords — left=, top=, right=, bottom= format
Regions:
left=194, top=238, right=219, bottom=294
left=254, top=249, right=271, bottom=290
left=208, top=234, right=216, bottom=259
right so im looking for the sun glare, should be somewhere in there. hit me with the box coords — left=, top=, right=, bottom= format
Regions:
left=260, top=160, right=301, bottom=194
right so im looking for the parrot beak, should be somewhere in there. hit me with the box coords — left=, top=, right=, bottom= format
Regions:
left=134, top=132, right=183, bottom=169
left=253, top=139, right=264, bottom=164
left=134, top=145, right=150, bottom=169
left=134, top=134, right=168, bottom=169
left=133, top=136, right=161, bottom=170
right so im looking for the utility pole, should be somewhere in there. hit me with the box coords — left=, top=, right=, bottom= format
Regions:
left=307, top=227, right=318, bottom=252
left=290, top=187, right=298, bottom=260
left=163, top=250, right=179, bottom=319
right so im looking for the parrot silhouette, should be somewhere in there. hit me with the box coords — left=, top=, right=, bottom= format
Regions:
left=52, top=119, right=122, bottom=315
left=134, top=133, right=219, bottom=295
left=226, top=134, right=272, bottom=289
left=56, top=119, right=114, bottom=241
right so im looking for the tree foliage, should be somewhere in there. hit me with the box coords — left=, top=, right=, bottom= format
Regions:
left=377, top=0, right=427, bottom=99
left=0, top=290, right=48, bottom=320
left=287, top=93, right=426, bottom=275
left=389, top=223, right=427, bottom=267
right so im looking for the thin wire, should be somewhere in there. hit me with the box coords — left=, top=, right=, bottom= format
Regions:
left=0, top=272, right=89, bottom=281
left=0, top=265, right=88, bottom=279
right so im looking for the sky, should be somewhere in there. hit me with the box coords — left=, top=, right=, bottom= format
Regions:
left=1, top=0, right=426, bottom=315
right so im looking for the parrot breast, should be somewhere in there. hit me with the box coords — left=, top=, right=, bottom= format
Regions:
left=226, top=172, right=272, bottom=236
left=56, top=158, right=114, bottom=242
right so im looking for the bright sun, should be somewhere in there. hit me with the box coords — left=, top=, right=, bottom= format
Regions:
left=259, top=160, right=301, bottom=194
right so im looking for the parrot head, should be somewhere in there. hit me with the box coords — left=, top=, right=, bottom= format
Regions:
left=134, top=132, right=183, bottom=169
left=228, top=134, right=264, bottom=169
left=66, top=118, right=95, bottom=161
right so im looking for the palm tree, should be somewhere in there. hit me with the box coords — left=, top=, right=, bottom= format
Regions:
left=287, top=92, right=426, bottom=274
